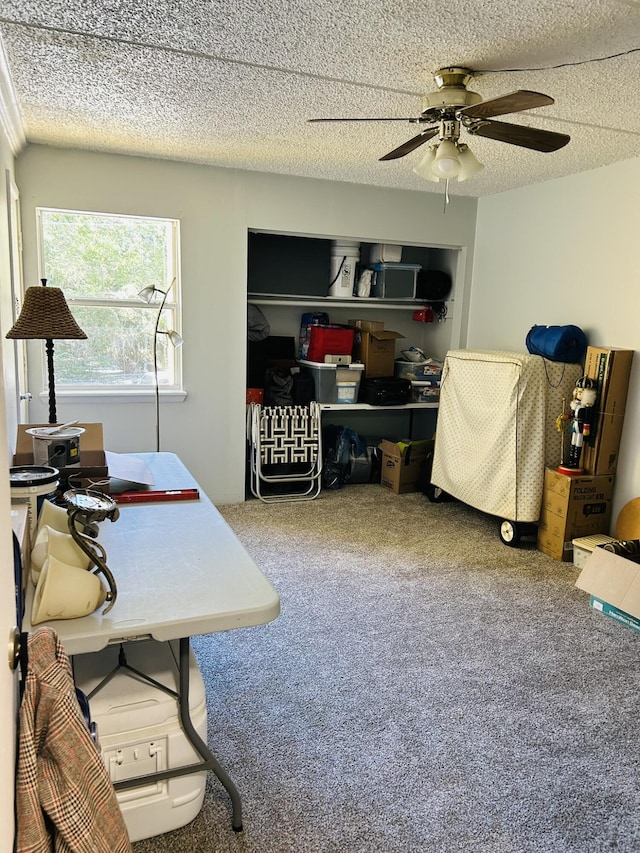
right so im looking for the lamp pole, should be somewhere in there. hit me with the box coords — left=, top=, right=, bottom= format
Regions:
left=45, top=337, right=57, bottom=424
left=138, top=278, right=180, bottom=453
left=153, top=286, right=170, bottom=453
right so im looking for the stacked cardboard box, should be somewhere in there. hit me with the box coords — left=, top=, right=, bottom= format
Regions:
left=348, top=320, right=404, bottom=377
left=581, top=346, right=633, bottom=475
left=537, top=467, right=614, bottom=561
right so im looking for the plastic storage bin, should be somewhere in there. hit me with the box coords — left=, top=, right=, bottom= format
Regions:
left=410, top=381, right=441, bottom=402
left=370, top=264, right=421, bottom=299
left=73, top=639, right=207, bottom=843
left=298, top=360, right=364, bottom=403
left=394, top=359, right=443, bottom=382
left=306, top=325, right=355, bottom=362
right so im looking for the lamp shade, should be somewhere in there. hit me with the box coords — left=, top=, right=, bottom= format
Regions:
left=164, top=330, right=184, bottom=348
left=6, top=279, right=86, bottom=340
left=412, top=146, right=439, bottom=182
left=457, top=145, right=485, bottom=182
left=137, top=285, right=158, bottom=304
left=432, top=140, right=461, bottom=178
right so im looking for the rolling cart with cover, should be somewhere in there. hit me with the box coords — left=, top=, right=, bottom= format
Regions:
left=429, top=349, right=583, bottom=545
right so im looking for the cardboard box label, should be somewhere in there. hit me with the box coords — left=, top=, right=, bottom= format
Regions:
left=590, top=596, right=640, bottom=634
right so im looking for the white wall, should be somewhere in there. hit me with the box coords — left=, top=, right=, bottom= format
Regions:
left=471, top=157, right=640, bottom=524
left=15, top=146, right=478, bottom=503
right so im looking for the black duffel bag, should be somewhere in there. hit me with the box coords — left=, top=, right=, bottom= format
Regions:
left=359, top=377, right=411, bottom=406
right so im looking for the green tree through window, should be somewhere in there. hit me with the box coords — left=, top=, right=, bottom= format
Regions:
left=37, top=209, right=181, bottom=388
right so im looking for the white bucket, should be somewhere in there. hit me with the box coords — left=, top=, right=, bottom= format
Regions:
left=329, top=241, right=360, bottom=298
left=9, top=465, right=60, bottom=539
left=27, top=426, right=85, bottom=468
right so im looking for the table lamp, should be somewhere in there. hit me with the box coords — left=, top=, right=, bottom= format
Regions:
left=6, top=278, right=87, bottom=424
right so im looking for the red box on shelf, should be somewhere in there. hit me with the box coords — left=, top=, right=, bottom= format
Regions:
left=306, top=325, right=354, bottom=363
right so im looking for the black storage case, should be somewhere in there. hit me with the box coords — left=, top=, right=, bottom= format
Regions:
left=359, top=377, right=411, bottom=406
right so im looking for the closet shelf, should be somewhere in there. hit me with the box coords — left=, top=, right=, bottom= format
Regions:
left=318, top=402, right=439, bottom=412
left=248, top=294, right=452, bottom=311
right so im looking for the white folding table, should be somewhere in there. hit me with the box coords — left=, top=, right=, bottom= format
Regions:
left=22, top=452, right=281, bottom=832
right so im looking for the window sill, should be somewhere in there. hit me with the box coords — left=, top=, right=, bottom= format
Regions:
left=40, top=389, right=188, bottom=404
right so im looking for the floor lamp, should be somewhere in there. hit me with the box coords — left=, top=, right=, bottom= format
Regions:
left=6, top=279, right=87, bottom=424
left=138, top=279, right=183, bottom=452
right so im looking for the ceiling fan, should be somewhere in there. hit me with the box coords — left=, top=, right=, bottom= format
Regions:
left=308, top=67, right=570, bottom=182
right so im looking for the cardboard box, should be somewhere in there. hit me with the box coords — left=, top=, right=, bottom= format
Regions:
left=348, top=319, right=385, bottom=332
left=576, top=546, right=640, bottom=630
left=14, top=423, right=109, bottom=490
left=537, top=468, right=614, bottom=561
left=581, top=347, right=633, bottom=475
left=379, top=439, right=433, bottom=494
left=352, top=329, right=405, bottom=378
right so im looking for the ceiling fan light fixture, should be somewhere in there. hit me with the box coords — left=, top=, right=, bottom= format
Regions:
left=412, top=146, right=439, bottom=181
left=457, top=144, right=484, bottom=182
left=432, top=140, right=461, bottom=178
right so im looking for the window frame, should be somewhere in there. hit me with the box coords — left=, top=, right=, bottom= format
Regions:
left=35, top=207, right=185, bottom=401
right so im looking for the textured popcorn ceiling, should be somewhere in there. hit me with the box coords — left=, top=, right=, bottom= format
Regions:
left=0, top=1, right=639, bottom=197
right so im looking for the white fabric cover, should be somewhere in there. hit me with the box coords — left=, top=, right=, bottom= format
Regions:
left=431, top=350, right=582, bottom=522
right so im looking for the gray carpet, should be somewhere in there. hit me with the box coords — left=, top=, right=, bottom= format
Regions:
left=132, top=486, right=640, bottom=853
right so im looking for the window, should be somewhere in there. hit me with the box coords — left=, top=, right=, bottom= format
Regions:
left=37, top=208, right=182, bottom=391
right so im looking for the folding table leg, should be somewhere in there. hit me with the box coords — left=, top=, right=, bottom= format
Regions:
left=112, top=639, right=244, bottom=832
left=178, top=638, right=243, bottom=832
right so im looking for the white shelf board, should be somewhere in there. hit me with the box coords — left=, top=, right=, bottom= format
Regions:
left=248, top=294, right=452, bottom=311
left=318, top=402, right=438, bottom=411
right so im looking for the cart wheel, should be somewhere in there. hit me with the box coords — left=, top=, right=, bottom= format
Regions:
left=426, top=485, right=449, bottom=503
left=499, top=519, right=521, bottom=547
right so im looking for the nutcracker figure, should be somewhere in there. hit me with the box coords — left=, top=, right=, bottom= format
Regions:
left=557, top=376, right=597, bottom=475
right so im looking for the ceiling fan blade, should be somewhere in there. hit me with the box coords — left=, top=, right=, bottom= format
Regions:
left=308, top=117, right=417, bottom=123
left=460, top=90, right=554, bottom=119
left=379, top=127, right=439, bottom=161
left=469, top=119, right=570, bottom=152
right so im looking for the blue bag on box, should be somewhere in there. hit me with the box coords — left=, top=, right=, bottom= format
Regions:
left=525, top=324, right=587, bottom=363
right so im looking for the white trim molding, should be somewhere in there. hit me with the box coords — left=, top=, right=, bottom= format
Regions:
left=41, top=389, right=188, bottom=405
left=0, top=34, right=26, bottom=154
